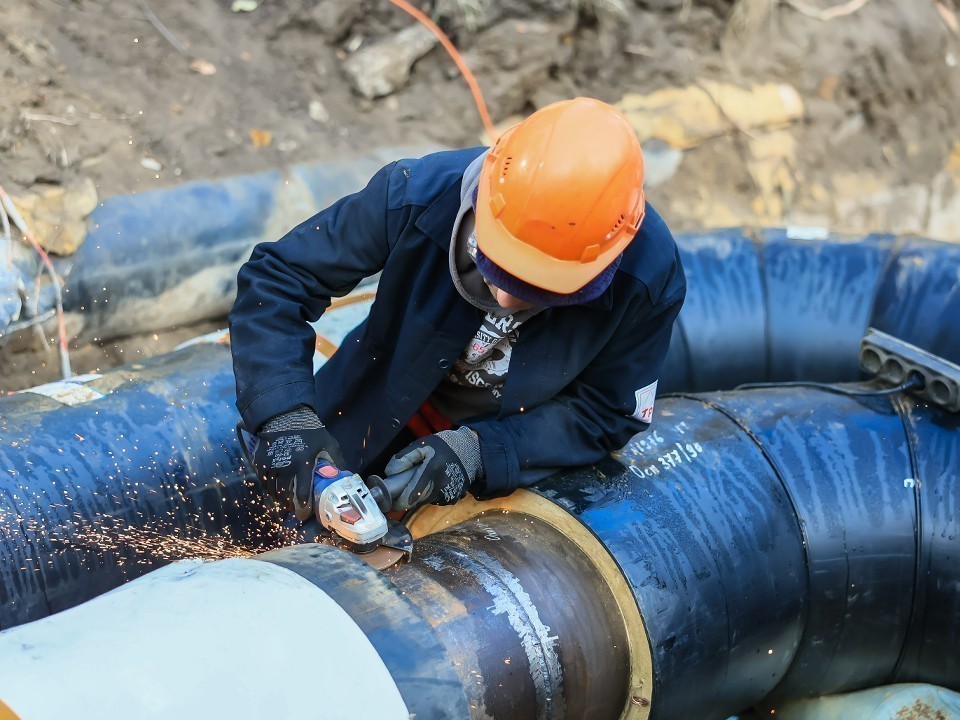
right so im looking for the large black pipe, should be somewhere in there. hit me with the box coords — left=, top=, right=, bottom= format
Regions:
left=388, top=513, right=632, bottom=719
left=0, top=341, right=268, bottom=628
left=573, top=388, right=958, bottom=716
left=0, top=230, right=958, bottom=716
left=661, top=230, right=960, bottom=391
left=2, top=231, right=959, bottom=629
left=0, top=385, right=952, bottom=719
left=403, top=385, right=959, bottom=718
left=263, top=507, right=636, bottom=720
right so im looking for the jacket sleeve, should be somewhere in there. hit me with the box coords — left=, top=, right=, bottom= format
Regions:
left=467, top=289, right=685, bottom=498
left=229, top=161, right=401, bottom=432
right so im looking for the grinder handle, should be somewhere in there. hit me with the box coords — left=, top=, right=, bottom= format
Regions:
left=366, top=468, right=417, bottom=513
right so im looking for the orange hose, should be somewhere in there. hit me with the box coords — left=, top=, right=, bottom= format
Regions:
left=329, top=291, right=377, bottom=310
left=0, top=698, right=21, bottom=720
left=315, top=334, right=339, bottom=358
left=318, top=291, right=378, bottom=356
left=385, top=0, right=497, bottom=140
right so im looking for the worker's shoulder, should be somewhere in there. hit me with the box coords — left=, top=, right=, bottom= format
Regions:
left=618, top=202, right=686, bottom=306
left=385, top=147, right=487, bottom=210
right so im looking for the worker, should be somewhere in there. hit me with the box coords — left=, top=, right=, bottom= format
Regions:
left=229, top=97, right=686, bottom=520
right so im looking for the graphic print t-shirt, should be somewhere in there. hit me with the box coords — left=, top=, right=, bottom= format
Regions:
left=429, top=308, right=534, bottom=422
left=429, top=152, right=542, bottom=423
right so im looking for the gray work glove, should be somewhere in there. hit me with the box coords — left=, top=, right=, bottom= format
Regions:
left=385, top=427, right=483, bottom=511
left=254, top=406, right=345, bottom=520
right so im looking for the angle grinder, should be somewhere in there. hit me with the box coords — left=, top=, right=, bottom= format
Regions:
left=237, top=423, right=414, bottom=557
left=310, top=461, right=415, bottom=554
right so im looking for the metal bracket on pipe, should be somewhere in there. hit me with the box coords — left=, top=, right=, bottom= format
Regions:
left=860, top=328, right=960, bottom=412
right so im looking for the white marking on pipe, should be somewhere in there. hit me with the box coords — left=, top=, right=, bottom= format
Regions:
left=450, top=546, right=566, bottom=720
left=18, top=374, right=104, bottom=405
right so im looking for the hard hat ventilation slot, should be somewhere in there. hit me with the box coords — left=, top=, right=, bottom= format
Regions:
left=501, top=157, right=513, bottom=177
left=608, top=213, right=626, bottom=238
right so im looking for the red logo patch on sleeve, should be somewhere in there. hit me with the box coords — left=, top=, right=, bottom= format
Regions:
left=631, top=380, right=658, bottom=423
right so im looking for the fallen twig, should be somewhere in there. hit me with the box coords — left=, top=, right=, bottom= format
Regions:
left=3, top=309, right=56, bottom=335
left=781, top=0, right=872, bottom=21
left=21, top=112, right=79, bottom=126
left=136, top=0, right=188, bottom=56
left=624, top=44, right=655, bottom=57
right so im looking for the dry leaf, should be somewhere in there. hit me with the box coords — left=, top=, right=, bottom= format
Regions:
left=190, top=58, right=217, bottom=76
left=249, top=129, right=272, bottom=148
left=818, top=75, right=840, bottom=101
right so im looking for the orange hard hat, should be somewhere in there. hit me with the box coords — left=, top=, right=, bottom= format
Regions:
left=475, top=97, right=645, bottom=295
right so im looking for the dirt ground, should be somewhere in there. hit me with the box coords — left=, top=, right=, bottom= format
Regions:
left=1, top=0, right=959, bottom=391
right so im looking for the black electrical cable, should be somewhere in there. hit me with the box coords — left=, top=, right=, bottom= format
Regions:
left=734, top=374, right=925, bottom=397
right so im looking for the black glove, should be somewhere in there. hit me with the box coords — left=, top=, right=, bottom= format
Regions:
left=385, top=427, right=482, bottom=511
left=253, top=406, right=344, bottom=520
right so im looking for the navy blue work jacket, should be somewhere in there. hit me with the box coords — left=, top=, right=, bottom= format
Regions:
left=229, top=148, right=686, bottom=498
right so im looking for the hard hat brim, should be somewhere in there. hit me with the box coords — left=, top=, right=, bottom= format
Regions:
left=475, top=247, right=623, bottom=307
